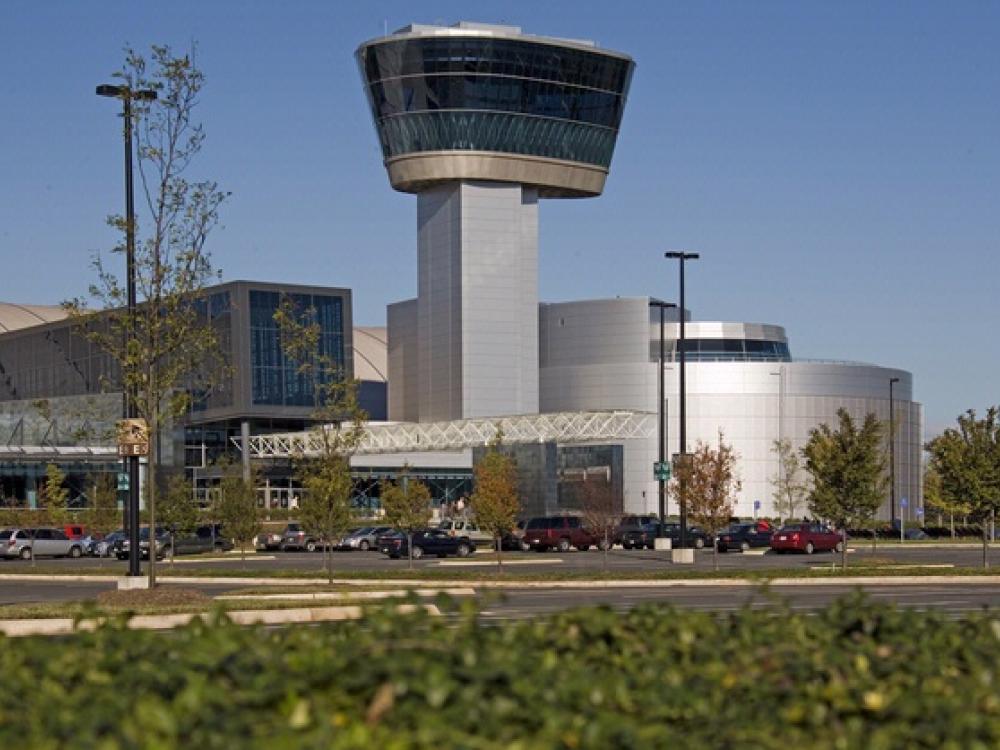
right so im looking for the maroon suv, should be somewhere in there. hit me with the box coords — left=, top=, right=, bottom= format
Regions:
left=770, top=523, right=843, bottom=554
left=523, top=516, right=599, bottom=552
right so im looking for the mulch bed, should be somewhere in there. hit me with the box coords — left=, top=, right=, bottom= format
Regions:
left=95, top=587, right=211, bottom=608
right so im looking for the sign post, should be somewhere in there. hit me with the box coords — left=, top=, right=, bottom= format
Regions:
left=900, top=497, right=908, bottom=542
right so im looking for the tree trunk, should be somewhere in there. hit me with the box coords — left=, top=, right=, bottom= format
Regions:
left=240, top=541, right=246, bottom=568
left=841, top=529, right=848, bottom=571
left=147, top=421, right=158, bottom=588
left=495, top=535, right=502, bottom=572
left=603, top=530, right=609, bottom=573
left=712, top=541, right=718, bottom=572
left=983, top=525, right=989, bottom=570
left=950, top=513, right=955, bottom=539
left=326, top=541, right=333, bottom=584
left=407, top=531, right=413, bottom=570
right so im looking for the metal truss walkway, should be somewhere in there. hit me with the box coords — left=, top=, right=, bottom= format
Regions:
left=246, top=410, right=656, bottom=459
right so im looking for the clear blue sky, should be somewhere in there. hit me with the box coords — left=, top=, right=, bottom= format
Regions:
left=1, top=0, right=997, bottom=435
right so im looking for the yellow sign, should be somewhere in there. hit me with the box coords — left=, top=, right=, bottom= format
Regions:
left=117, top=418, right=149, bottom=457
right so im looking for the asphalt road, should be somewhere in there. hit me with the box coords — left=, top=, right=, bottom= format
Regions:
left=3, top=543, right=999, bottom=576
left=1, top=579, right=998, bottom=619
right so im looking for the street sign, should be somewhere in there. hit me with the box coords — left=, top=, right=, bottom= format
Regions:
left=117, top=418, right=149, bottom=457
left=653, top=461, right=671, bottom=481
left=916, top=507, right=924, bottom=516
left=900, top=497, right=909, bottom=509
left=753, top=500, right=761, bottom=511
left=117, top=472, right=129, bottom=492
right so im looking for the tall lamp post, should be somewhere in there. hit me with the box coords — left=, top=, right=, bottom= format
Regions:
left=889, top=376, right=900, bottom=532
left=665, top=250, right=699, bottom=549
left=96, top=83, right=157, bottom=578
left=649, top=299, right=677, bottom=531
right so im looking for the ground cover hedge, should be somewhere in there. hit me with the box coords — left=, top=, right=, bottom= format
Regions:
left=0, top=595, right=998, bottom=748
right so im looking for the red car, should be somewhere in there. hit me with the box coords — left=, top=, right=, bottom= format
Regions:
left=522, top=516, right=604, bottom=552
left=770, top=523, right=844, bottom=554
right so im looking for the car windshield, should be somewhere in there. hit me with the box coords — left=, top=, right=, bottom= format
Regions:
left=354, top=527, right=373, bottom=535
left=0, top=528, right=12, bottom=537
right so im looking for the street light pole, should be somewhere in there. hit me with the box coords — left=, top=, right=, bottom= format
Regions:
left=889, top=376, right=900, bottom=535
left=97, top=83, right=157, bottom=579
left=649, top=299, right=677, bottom=532
left=665, top=251, right=699, bottom=550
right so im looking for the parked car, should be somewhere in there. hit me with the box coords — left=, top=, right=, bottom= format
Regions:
left=661, top=522, right=710, bottom=549
left=770, top=523, right=843, bottom=554
left=500, top=520, right=528, bottom=551
left=279, top=523, right=319, bottom=552
left=78, top=532, right=104, bottom=556
left=118, top=527, right=169, bottom=560
left=716, top=522, right=775, bottom=553
left=339, top=526, right=393, bottom=551
left=380, top=527, right=475, bottom=559
left=95, top=529, right=126, bottom=558
left=255, top=527, right=286, bottom=551
left=168, top=524, right=233, bottom=556
left=437, top=518, right=494, bottom=544
left=618, top=517, right=661, bottom=549
left=63, top=524, right=87, bottom=540
left=522, top=516, right=604, bottom=552
left=0, top=527, right=85, bottom=559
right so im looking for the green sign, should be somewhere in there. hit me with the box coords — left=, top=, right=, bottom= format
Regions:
left=117, top=472, right=129, bottom=491
left=653, top=462, right=671, bottom=481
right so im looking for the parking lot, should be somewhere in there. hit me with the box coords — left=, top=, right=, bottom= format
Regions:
left=4, top=542, right=1000, bottom=575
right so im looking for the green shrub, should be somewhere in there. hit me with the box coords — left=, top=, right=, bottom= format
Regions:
left=0, top=595, right=998, bottom=748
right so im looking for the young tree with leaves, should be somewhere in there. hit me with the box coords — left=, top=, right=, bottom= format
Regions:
left=922, top=462, right=970, bottom=539
left=578, top=473, right=621, bottom=572
left=470, top=433, right=520, bottom=571
left=84, top=473, right=121, bottom=535
left=66, top=45, right=229, bottom=587
left=379, top=467, right=433, bottom=569
left=40, top=464, right=71, bottom=529
left=159, top=472, right=201, bottom=563
left=771, top=438, right=809, bottom=522
left=802, top=409, right=887, bottom=570
left=672, top=432, right=741, bottom=571
left=215, top=465, right=262, bottom=565
left=276, top=295, right=367, bottom=583
left=925, top=408, right=1000, bottom=568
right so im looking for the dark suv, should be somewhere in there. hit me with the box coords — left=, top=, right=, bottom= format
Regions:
left=522, top=516, right=599, bottom=552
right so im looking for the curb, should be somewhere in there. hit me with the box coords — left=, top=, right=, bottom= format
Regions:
left=215, top=587, right=476, bottom=602
left=4, top=573, right=1000, bottom=589
left=0, top=603, right=440, bottom=638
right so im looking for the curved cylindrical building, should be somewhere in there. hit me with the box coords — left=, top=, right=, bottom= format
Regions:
left=359, top=23, right=635, bottom=423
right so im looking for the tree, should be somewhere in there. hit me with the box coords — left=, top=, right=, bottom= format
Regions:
left=470, top=432, right=521, bottom=571
left=802, top=409, right=887, bottom=570
left=276, top=295, right=367, bottom=583
left=923, top=462, right=970, bottom=539
left=379, top=467, right=432, bottom=569
left=159, top=472, right=200, bottom=563
left=84, top=472, right=121, bottom=535
left=40, top=463, right=71, bottom=529
left=925, top=408, right=1000, bottom=568
left=66, top=45, right=229, bottom=587
left=215, top=465, right=262, bottom=565
left=672, top=432, right=741, bottom=571
left=578, top=472, right=621, bottom=572
left=771, top=438, right=809, bottom=521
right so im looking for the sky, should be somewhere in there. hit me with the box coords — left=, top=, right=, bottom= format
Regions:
left=1, top=0, right=997, bottom=435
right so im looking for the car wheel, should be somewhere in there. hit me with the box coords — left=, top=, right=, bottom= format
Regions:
left=694, top=537, right=705, bottom=549
left=305, top=540, right=317, bottom=553
left=835, top=541, right=845, bottom=553
left=359, top=540, right=370, bottom=552
left=456, top=543, right=471, bottom=558
left=805, top=542, right=815, bottom=555
left=20, top=547, right=32, bottom=560
left=69, top=545, right=82, bottom=558
left=557, top=537, right=571, bottom=553
left=740, top=541, right=750, bottom=553
left=411, top=546, right=424, bottom=560
left=622, top=542, right=632, bottom=550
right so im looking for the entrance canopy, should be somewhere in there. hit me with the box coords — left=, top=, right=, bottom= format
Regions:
left=246, top=410, right=655, bottom=459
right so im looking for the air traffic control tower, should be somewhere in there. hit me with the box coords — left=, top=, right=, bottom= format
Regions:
left=357, top=22, right=634, bottom=422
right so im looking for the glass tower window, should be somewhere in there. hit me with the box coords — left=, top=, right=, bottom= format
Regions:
left=665, top=339, right=791, bottom=362
left=358, top=36, right=634, bottom=169
left=249, top=290, right=345, bottom=407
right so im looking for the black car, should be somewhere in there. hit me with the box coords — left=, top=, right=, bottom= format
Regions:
left=618, top=518, right=661, bottom=550
left=716, top=523, right=774, bottom=553
left=379, top=528, right=475, bottom=559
